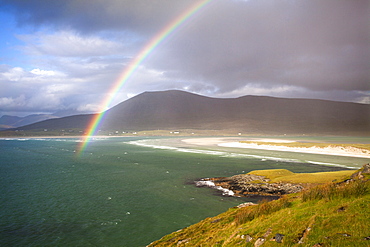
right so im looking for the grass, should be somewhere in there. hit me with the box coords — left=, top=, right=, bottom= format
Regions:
left=240, top=141, right=370, bottom=152
left=301, top=179, right=368, bottom=202
left=235, top=197, right=292, bottom=225
left=148, top=168, right=370, bottom=246
left=248, top=169, right=354, bottom=184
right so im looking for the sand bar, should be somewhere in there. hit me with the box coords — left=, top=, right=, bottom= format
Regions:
left=182, top=137, right=370, bottom=158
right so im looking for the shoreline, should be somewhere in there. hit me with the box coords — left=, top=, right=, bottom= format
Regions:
left=182, top=137, right=370, bottom=159
left=218, top=142, right=370, bottom=159
left=0, top=135, right=129, bottom=139
left=2, top=135, right=369, bottom=159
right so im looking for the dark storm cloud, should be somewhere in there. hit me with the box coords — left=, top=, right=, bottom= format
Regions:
left=0, top=0, right=191, bottom=35
left=145, top=0, right=369, bottom=94
left=0, top=0, right=369, bottom=116
left=2, top=0, right=368, bottom=92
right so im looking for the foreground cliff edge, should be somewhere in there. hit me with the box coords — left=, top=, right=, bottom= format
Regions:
left=148, top=164, right=370, bottom=246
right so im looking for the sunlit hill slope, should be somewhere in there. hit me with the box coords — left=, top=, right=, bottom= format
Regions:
left=148, top=165, right=370, bottom=247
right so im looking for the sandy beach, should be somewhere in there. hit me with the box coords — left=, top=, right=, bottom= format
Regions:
left=182, top=137, right=370, bottom=159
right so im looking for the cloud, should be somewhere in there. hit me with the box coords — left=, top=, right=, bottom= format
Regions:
left=0, top=0, right=368, bottom=117
left=30, top=68, right=57, bottom=76
left=145, top=0, right=369, bottom=94
left=0, top=30, right=134, bottom=114
left=17, top=30, right=129, bottom=57
left=1, top=66, right=26, bottom=81
left=0, top=0, right=191, bottom=36
left=0, top=94, right=26, bottom=108
left=0, top=65, right=82, bottom=113
left=215, top=84, right=370, bottom=104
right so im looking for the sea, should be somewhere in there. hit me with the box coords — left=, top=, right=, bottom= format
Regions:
left=1, top=136, right=369, bottom=246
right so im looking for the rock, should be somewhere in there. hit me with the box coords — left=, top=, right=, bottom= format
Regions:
left=237, top=202, right=256, bottom=208
left=362, top=163, right=370, bottom=174
left=351, top=163, right=370, bottom=179
left=337, top=233, right=351, bottom=237
left=272, top=233, right=284, bottom=243
left=263, top=228, right=272, bottom=238
left=241, top=234, right=253, bottom=242
left=200, top=164, right=369, bottom=198
left=337, top=206, right=346, bottom=212
left=211, top=218, right=222, bottom=223
left=177, top=238, right=190, bottom=245
left=206, top=174, right=304, bottom=197
left=254, top=237, right=265, bottom=247
left=297, top=227, right=311, bottom=244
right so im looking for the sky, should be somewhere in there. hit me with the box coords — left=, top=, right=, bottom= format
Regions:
left=0, top=0, right=369, bottom=117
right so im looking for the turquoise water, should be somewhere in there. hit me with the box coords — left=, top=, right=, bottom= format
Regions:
left=0, top=137, right=368, bottom=246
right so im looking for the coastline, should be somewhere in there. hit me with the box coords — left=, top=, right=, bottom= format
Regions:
left=182, top=137, right=370, bottom=159
left=0, top=135, right=127, bottom=139
left=3, top=135, right=369, bottom=159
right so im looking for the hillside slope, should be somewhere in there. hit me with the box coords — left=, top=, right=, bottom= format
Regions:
left=9, top=90, right=370, bottom=135
left=148, top=166, right=370, bottom=246
left=10, top=114, right=93, bottom=131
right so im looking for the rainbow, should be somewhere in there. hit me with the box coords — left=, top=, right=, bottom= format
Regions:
left=77, top=0, right=213, bottom=154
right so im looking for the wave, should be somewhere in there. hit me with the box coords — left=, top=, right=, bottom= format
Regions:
left=126, top=140, right=306, bottom=164
left=220, top=152, right=301, bottom=163
left=305, top=160, right=357, bottom=169
left=1, top=137, right=112, bottom=142
left=195, top=180, right=235, bottom=196
left=1, top=138, right=30, bottom=141
left=1, top=137, right=81, bottom=142
left=127, top=140, right=226, bottom=155
left=127, top=139, right=361, bottom=169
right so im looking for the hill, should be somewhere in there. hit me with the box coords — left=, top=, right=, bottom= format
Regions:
left=0, top=109, right=88, bottom=130
left=148, top=165, right=370, bottom=246
left=0, top=114, right=59, bottom=130
left=5, top=90, right=370, bottom=135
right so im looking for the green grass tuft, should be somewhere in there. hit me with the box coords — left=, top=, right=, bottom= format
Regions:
left=235, top=196, right=292, bottom=225
left=302, top=179, right=369, bottom=202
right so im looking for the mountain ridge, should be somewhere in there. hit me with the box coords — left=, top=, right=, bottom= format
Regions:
left=4, top=90, right=370, bottom=136
left=0, top=114, right=59, bottom=130
left=0, top=109, right=90, bottom=130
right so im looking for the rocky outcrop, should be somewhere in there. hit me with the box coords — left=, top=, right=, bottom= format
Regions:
left=351, top=163, right=370, bottom=179
left=197, top=164, right=370, bottom=197
left=200, top=173, right=304, bottom=197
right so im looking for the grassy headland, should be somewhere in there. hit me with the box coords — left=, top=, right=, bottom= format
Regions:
left=247, top=169, right=354, bottom=184
left=148, top=165, right=370, bottom=246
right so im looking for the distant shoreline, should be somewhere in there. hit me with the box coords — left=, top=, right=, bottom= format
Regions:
left=0, top=135, right=126, bottom=140
left=182, top=137, right=370, bottom=158
left=2, top=135, right=369, bottom=159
